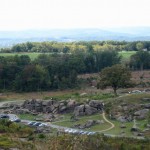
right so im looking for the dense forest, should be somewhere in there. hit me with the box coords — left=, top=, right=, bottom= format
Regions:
left=0, top=50, right=120, bottom=91
left=1, top=41, right=150, bottom=92
left=1, top=41, right=150, bottom=53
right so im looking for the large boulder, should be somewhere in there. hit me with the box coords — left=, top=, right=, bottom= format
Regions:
left=84, top=120, right=95, bottom=128
left=67, top=100, right=76, bottom=107
left=89, top=100, right=103, bottom=110
left=142, top=98, right=150, bottom=101
left=144, top=103, right=150, bottom=109
left=15, top=109, right=30, bottom=114
left=117, top=116, right=128, bottom=122
left=73, top=104, right=98, bottom=116
left=74, top=119, right=104, bottom=129
left=134, top=109, right=149, bottom=119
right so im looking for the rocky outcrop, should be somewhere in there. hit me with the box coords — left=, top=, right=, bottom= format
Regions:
left=73, top=104, right=98, bottom=116
left=134, top=109, right=149, bottom=119
left=21, top=99, right=77, bottom=114
left=117, top=115, right=133, bottom=122
left=1, top=99, right=104, bottom=117
left=143, top=103, right=150, bottom=109
left=142, top=98, right=150, bottom=101
left=74, top=119, right=104, bottom=129
left=35, top=126, right=51, bottom=133
left=89, top=100, right=104, bottom=110
left=73, top=100, right=104, bottom=116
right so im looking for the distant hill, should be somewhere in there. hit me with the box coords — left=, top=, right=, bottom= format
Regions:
left=0, top=27, right=150, bottom=47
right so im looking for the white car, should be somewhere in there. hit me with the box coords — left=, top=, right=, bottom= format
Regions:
left=39, top=123, right=48, bottom=127
left=9, top=118, right=21, bottom=122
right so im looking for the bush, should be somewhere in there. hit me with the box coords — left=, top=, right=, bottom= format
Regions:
left=38, top=133, right=46, bottom=139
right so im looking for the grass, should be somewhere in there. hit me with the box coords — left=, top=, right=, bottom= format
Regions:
left=0, top=90, right=114, bottom=102
left=0, top=90, right=81, bottom=101
left=104, top=119, right=148, bottom=136
left=0, top=51, right=136, bottom=61
left=53, top=113, right=111, bottom=131
left=0, top=136, right=16, bottom=149
left=0, top=52, right=47, bottom=60
left=53, top=112, right=150, bottom=137
left=46, top=92, right=115, bottom=102
left=119, top=51, right=136, bottom=60
left=117, top=93, right=150, bottom=104
left=18, top=113, right=40, bottom=121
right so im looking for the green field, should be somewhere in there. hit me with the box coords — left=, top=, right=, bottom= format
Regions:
left=0, top=51, right=136, bottom=60
left=0, top=52, right=45, bottom=60
left=119, top=51, right=136, bottom=60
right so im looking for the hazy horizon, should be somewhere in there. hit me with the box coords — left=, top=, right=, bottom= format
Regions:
left=0, top=0, right=150, bottom=31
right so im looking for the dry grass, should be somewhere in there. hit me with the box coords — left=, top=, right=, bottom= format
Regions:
left=1, top=70, right=150, bottom=101
left=0, top=90, right=81, bottom=101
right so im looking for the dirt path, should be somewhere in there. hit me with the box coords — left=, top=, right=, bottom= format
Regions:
left=98, top=112, right=115, bottom=133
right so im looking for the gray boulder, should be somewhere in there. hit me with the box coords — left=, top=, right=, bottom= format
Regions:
left=134, top=109, right=149, bottom=119
left=117, top=116, right=128, bottom=122
left=142, top=98, right=150, bottom=101
left=84, top=120, right=95, bottom=128
left=89, top=100, right=103, bottom=110
left=95, top=120, right=104, bottom=124
left=144, top=103, right=150, bottom=109
left=73, top=104, right=98, bottom=116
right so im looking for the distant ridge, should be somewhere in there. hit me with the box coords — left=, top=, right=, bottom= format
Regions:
left=0, top=27, right=150, bottom=47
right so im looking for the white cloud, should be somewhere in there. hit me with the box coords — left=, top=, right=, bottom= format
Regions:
left=0, top=0, right=150, bottom=30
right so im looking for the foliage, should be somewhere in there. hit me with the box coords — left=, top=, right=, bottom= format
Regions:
left=97, top=64, right=132, bottom=95
left=130, top=51, right=150, bottom=70
left=0, top=50, right=120, bottom=92
left=1, top=41, right=150, bottom=53
left=0, top=136, right=16, bottom=149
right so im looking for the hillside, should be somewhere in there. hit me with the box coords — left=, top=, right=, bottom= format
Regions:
left=0, top=27, right=150, bottom=47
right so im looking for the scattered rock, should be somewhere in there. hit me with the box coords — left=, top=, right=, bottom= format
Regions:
left=147, top=124, right=150, bottom=128
left=134, top=109, right=149, bottom=119
left=117, top=116, right=128, bottom=122
left=74, top=119, right=103, bottom=129
left=131, top=127, right=140, bottom=132
left=80, top=93, right=87, bottom=96
left=14, top=109, right=30, bottom=114
left=143, top=103, right=150, bottom=109
left=142, top=98, right=150, bottom=101
left=35, top=126, right=51, bottom=133
left=137, top=132, right=144, bottom=136
left=120, top=124, right=126, bottom=128
left=95, top=120, right=104, bottom=124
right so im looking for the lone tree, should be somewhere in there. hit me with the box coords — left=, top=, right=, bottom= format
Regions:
left=97, top=64, right=132, bottom=95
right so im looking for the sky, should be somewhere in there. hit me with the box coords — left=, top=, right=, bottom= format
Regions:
left=0, top=0, right=150, bottom=31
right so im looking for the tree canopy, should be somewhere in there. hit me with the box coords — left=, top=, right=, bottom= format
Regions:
left=97, top=64, right=132, bottom=95
left=130, top=51, right=150, bottom=70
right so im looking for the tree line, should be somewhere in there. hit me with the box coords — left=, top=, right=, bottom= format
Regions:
left=1, top=41, right=150, bottom=53
left=0, top=50, right=121, bottom=92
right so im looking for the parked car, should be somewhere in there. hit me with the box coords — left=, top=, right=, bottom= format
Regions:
left=10, top=118, right=21, bottom=122
left=38, top=123, right=48, bottom=127
left=28, top=121, right=37, bottom=126
left=0, top=114, right=9, bottom=119
left=32, top=122, right=42, bottom=126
